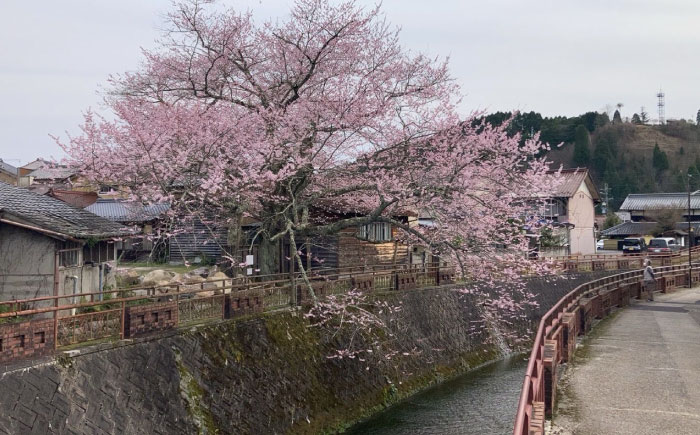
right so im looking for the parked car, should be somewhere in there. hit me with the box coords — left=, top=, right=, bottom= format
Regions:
left=596, top=239, right=606, bottom=250
left=622, top=237, right=646, bottom=255
left=648, top=237, right=680, bottom=254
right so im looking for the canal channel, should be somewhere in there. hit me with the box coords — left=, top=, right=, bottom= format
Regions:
left=346, top=354, right=526, bottom=434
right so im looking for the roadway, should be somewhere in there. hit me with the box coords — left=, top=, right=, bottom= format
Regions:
left=551, top=286, right=700, bottom=435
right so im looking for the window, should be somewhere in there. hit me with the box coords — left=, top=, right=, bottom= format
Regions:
left=34, top=331, right=45, bottom=344
left=99, top=184, right=115, bottom=194
left=83, top=241, right=115, bottom=263
left=357, top=222, right=392, bottom=242
left=59, top=241, right=81, bottom=267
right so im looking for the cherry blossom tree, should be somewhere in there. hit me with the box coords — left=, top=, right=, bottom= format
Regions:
left=60, top=0, right=557, bottom=302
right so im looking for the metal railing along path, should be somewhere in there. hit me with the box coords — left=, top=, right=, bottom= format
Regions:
left=512, top=262, right=699, bottom=434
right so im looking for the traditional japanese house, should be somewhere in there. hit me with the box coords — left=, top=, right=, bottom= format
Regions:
left=0, top=182, right=134, bottom=304
left=86, top=199, right=171, bottom=261
left=542, top=168, right=601, bottom=256
left=0, top=159, right=18, bottom=186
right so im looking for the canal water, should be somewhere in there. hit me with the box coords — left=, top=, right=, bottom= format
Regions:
left=346, top=354, right=527, bottom=435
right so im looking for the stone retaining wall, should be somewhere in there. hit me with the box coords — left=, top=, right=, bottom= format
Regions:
left=0, top=272, right=614, bottom=434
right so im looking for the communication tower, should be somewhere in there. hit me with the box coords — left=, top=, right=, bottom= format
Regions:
left=657, top=89, right=665, bottom=124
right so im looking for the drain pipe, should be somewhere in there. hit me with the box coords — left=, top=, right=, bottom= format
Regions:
left=68, top=276, right=78, bottom=316
left=98, top=264, right=104, bottom=301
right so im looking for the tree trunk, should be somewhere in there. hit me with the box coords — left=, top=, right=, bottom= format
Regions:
left=258, top=234, right=280, bottom=276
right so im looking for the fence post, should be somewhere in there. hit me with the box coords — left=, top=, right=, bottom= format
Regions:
left=120, top=300, right=126, bottom=339
left=53, top=250, right=59, bottom=350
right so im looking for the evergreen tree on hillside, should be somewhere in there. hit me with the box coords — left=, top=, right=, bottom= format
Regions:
left=613, top=110, right=622, bottom=124
left=696, top=109, right=700, bottom=126
left=581, top=112, right=596, bottom=132
left=685, top=162, right=700, bottom=191
left=593, top=134, right=615, bottom=177
left=595, top=112, right=611, bottom=129
left=652, top=143, right=669, bottom=173
left=690, top=157, right=700, bottom=191
left=573, top=125, right=591, bottom=167
left=639, top=107, right=649, bottom=124
left=671, top=170, right=686, bottom=192
left=631, top=113, right=642, bottom=124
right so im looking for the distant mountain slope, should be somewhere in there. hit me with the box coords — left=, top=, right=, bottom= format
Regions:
left=547, top=122, right=700, bottom=209
left=548, top=124, right=697, bottom=167
left=479, top=111, right=700, bottom=210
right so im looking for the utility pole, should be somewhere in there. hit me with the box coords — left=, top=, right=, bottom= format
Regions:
left=601, top=183, right=613, bottom=215
left=688, top=173, right=695, bottom=288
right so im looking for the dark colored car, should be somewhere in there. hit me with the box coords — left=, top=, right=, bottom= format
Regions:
left=622, top=237, right=646, bottom=255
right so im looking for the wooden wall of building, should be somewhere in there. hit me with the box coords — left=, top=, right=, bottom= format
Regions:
left=337, top=227, right=410, bottom=269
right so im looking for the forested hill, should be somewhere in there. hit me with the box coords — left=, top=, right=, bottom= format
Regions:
left=481, top=111, right=700, bottom=210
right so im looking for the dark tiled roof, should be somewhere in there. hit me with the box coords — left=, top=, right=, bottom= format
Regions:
left=601, top=221, right=700, bottom=237
left=85, top=199, right=170, bottom=223
left=0, top=182, right=134, bottom=239
left=547, top=168, right=601, bottom=201
left=601, top=221, right=657, bottom=236
left=620, top=193, right=700, bottom=211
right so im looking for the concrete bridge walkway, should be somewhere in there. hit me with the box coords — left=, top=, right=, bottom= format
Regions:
left=552, top=287, right=700, bottom=435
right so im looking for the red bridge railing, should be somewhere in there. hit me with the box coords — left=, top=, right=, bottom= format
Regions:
left=513, top=262, right=699, bottom=434
left=546, top=245, right=700, bottom=273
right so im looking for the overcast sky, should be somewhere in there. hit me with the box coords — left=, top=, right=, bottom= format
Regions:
left=2, top=0, right=700, bottom=165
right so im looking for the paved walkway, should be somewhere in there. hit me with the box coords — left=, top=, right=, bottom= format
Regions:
left=552, top=287, right=700, bottom=435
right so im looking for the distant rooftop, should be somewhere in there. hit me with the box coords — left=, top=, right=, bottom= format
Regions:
left=0, top=182, right=133, bottom=239
left=601, top=221, right=700, bottom=237
left=86, top=199, right=170, bottom=223
left=20, top=158, right=50, bottom=171
left=48, top=189, right=98, bottom=209
left=619, top=193, right=700, bottom=211
left=0, top=159, right=17, bottom=176
left=26, top=167, right=77, bottom=180
left=546, top=168, right=601, bottom=201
